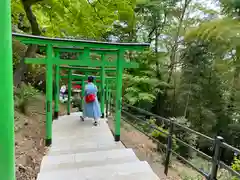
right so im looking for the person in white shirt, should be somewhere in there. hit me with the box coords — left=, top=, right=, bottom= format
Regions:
left=60, top=85, right=67, bottom=100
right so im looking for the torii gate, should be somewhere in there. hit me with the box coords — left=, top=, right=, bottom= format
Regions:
left=60, top=72, right=115, bottom=116
left=0, top=1, right=149, bottom=179
left=70, top=78, right=115, bottom=117
left=51, top=46, right=139, bottom=119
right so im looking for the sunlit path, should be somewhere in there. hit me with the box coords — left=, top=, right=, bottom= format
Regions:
left=36, top=112, right=160, bottom=180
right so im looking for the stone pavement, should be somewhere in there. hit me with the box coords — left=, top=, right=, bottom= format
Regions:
left=37, top=112, right=160, bottom=180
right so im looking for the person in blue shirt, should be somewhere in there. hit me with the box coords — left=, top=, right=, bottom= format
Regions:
left=80, top=76, right=101, bottom=126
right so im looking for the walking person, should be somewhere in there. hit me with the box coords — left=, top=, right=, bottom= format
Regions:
left=80, top=76, right=101, bottom=126
left=60, top=84, right=67, bottom=101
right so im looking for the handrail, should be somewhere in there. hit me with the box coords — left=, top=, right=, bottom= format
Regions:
left=123, top=103, right=214, bottom=142
left=115, top=102, right=240, bottom=180
left=222, top=142, right=240, bottom=155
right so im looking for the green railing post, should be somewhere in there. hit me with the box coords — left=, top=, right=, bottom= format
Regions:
left=0, top=0, right=15, bottom=179
left=67, top=69, right=72, bottom=115
left=115, top=49, right=124, bottom=141
left=105, top=81, right=109, bottom=118
left=81, top=79, right=85, bottom=111
left=209, top=136, right=224, bottom=180
left=100, top=55, right=105, bottom=117
left=54, top=53, right=60, bottom=119
left=81, top=79, right=85, bottom=108
left=109, top=89, right=112, bottom=116
left=164, top=120, right=174, bottom=175
left=46, top=44, right=53, bottom=146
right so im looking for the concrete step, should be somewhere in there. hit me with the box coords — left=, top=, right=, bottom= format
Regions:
left=53, top=119, right=109, bottom=131
left=40, top=148, right=139, bottom=172
left=52, top=118, right=110, bottom=137
left=52, top=133, right=114, bottom=145
left=51, top=133, right=115, bottom=149
left=37, top=113, right=160, bottom=179
left=53, top=117, right=108, bottom=127
left=37, top=161, right=160, bottom=180
left=52, top=126, right=112, bottom=139
left=48, top=141, right=125, bottom=156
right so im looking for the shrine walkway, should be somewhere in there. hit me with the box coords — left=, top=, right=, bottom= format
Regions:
left=36, top=112, right=160, bottom=180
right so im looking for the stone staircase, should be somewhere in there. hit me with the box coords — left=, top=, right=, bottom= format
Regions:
left=37, top=112, right=160, bottom=180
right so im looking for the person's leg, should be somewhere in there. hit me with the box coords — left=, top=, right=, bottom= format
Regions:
left=80, top=100, right=86, bottom=121
left=80, top=115, right=85, bottom=121
left=80, top=108, right=85, bottom=121
left=93, top=118, right=97, bottom=126
left=93, top=118, right=100, bottom=126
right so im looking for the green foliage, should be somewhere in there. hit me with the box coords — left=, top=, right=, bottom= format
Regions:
left=72, top=94, right=82, bottom=111
left=123, top=50, right=170, bottom=106
left=151, top=124, right=178, bottom=152
left=182, top=0, right=240, bottom=156
left=14, top=83, right=40, bottom=114
left=11, top=0, right=30, bottom=32
left=231, top=156, right=240, bottom=180
left=32, top=0, right=137, bottom=39
left=185, top=17, right=240, bottom=54
left=12, top=39, right=27, bottom=70
left=176, top=42, right=230, bottom=136
left=232, top=156, right=240, bottom=172
left=140, top=118, right=156, bottom=133
left=151, top=123, right=178, bottom=165
left=171, top=117, right=197, bottom=159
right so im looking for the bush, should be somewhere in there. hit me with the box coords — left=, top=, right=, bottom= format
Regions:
left=231, top=156, right=240, bottom=180
left=151, top=126, right=178, bottom=152
left=14, top=83, right=39, bottom=114
left=72, top=95, right=82, bottom=111
left=171, top=117, right=197, bottom=159
left=140, top=117, right=156, bottom=134
left=151, top=122, right=178, bottom=167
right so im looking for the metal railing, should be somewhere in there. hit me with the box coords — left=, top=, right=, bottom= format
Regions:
left=111, top=102, right=240, bottom=180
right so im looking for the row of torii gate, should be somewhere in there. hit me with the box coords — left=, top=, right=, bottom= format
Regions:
left=59, top=67, right=117, bottom=119
left=0, top=2, right=149, bottom=179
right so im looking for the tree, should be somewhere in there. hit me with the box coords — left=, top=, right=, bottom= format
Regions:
left=12, top=0, right=137, bottom=86
left=13, top=0, right=42, bottom=87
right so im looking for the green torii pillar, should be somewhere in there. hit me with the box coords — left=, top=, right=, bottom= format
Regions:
left=67, top=69, right=72, bottom=115
left=100, top=54, right=106, bottom=118
left=54, top=52, right=60, bottom=119
left=0, top=0, right=15, bottom=179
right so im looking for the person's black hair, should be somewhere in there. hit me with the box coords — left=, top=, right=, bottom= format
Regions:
left=88, top=76, right=94, bottom=82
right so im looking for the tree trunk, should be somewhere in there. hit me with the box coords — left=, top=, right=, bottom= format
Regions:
left=159, top=0, right=191, bottom=117
left=228, top=47, right=240, bottom=115
left=14, top=0, right=42, bottom=87
left=151, top=11, right=168, bottom=118
left=166, top=0, right=191, bottom=84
